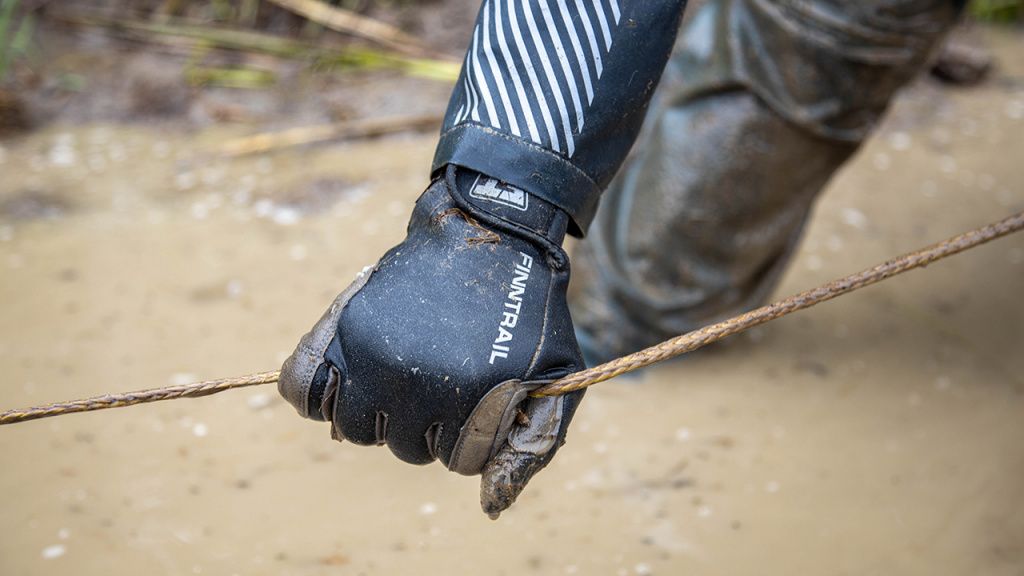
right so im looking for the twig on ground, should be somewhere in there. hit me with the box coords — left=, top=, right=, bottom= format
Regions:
left=217, top=113, right=443, bottom=157
left=264, top=0, right=445, bottom=59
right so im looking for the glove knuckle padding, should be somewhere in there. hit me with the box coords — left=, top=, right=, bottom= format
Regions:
left=279, top=269, right=372, bottom=419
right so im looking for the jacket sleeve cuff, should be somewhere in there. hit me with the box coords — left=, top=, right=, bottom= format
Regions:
left=431, top=123, right=601, bottom=237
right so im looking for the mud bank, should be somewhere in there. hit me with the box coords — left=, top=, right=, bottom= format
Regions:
left=1, top=26, right=1023, bottom=576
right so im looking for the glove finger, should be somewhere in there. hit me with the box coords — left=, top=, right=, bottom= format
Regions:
left=479, top=391, right=581, bottom=519
left=384, top=422, right=441, bottom=466
left=278, top=267, right=373, bottom=419
left=331, top=380, right=382, bottom=447
left=331, top=379, right=437, bottom=465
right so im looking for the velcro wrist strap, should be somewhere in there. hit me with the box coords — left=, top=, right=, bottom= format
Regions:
left=432, top=123, right=600, bottom=238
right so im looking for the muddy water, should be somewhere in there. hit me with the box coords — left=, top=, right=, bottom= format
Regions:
left=2, top=33, right=1024, bottom=576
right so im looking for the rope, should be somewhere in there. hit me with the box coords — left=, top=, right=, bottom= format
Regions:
left=1, top=210, right=1022, bottom=426
left=533, top=210, right=1024, bottom=396
left=0, top=372, right=279, bottom=425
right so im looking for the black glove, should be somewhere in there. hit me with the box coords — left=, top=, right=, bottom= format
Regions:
left=278, top=165, right=585, bottom=517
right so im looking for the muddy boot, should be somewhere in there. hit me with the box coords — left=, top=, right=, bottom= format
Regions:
left=570, top=0, right=963, bottom=364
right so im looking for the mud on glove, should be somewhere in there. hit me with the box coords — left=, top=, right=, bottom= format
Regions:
left=278, top=165, right=585, bottom=517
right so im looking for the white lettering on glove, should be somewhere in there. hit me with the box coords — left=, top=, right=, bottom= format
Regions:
left=489, top=252, right=534, bottom=364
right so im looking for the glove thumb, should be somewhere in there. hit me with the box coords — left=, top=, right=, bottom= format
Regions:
left=479, top=394, right=570, bottom=519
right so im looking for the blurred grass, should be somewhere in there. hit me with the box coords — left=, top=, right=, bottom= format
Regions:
left=317, top=48, right=459, bottom=81
left=185, top=65, right=277, bottom=88
left=62, top=12, right=459, bottom=84
left=971, top=0, right=1023, bottom=22
left=0, top=0, right=34, bottom=82
left=52, top=0, right=458, bottom=85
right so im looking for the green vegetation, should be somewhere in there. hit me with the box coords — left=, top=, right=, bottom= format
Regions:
left=185, top=65, right=278, bottom=89
left=0, top=0, right=33, bottom=82
left=316, top=49, right=460, bottom=81
left=66, top=13, right=459, bottom=85
left=971, top=0, right=1024, bottom=23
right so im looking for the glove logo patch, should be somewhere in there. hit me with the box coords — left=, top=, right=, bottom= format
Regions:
left=469, top=176, right=529, bottom=211
left=489, top=252, right=534, bottom=364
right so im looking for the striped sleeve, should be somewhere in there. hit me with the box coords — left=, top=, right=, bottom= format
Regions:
left=432, top=0, right=687, bottom=236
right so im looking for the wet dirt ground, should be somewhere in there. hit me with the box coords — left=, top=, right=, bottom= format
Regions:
left=1, top=27, right=1023, bottom=576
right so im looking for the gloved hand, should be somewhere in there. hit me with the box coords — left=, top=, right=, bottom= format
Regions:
left=278, top=165, right=585, bottom=518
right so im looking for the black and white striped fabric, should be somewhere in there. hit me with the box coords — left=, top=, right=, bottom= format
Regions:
left=433, top=1, right=687, bottom=235
left=453, top=0, right=623, bottom=157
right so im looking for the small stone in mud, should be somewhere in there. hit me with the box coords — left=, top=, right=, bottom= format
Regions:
left=226, top=280, right=244, bottom=299
left=49, top=134, right=77, bottom=167
left=841, top=208, right=868, bottom=230
left=169, top=373, right=198, bottom=385
left=41, top=544, right=66, bottom=560
left=272, top=207, right=300, bottom=226
left=0, top=190, right=72, bottom=221
left=247, top=393, right=272, bottom=410
left=887, top=132, right=911, bottom=151
left=930, top=34, right=992, bottom=86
